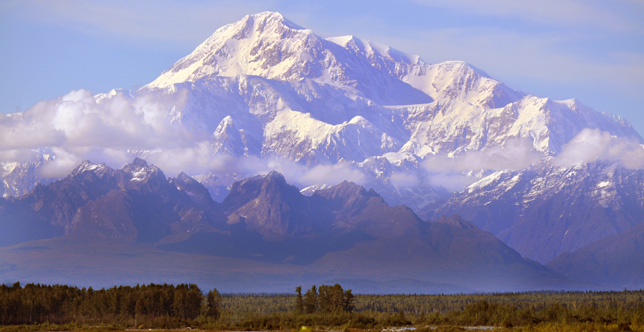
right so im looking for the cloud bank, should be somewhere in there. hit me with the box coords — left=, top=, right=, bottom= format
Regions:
left=423, top=137, right=542, bottom=172
left=554, top=128, right=644, bottom=169
left=1, top=88, right=642, bottom=197
left=0, top=89, right=368, bottom=190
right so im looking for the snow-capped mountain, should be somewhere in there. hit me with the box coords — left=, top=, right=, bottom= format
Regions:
left=424, top=161, right=644, bottom=264
left=1, top=153, right=54, bottom=198
left=142, top=11, right=639, bottom=160
left=2, top=12, right=640, bottom=200
left=1, top=11, right=643, bottom=285
left=122, top=11, right=642, bottom=208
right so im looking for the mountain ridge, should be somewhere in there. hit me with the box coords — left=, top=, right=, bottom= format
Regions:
left=0, top=159, right=577, bottom=292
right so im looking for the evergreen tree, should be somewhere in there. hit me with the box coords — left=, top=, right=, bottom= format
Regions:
left=344, top=289, right=355, bottom=313
left=303, top=285, right=318, bottom=314
left=295, top=286, right=303, bottom=315
left=206, top=288, right=221, bottom=319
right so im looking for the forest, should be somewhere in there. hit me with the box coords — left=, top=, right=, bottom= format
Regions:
left=1, top=282, right=644, bottom=331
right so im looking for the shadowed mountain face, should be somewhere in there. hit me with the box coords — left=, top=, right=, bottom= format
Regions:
left=548, top=222, right=644, bottom=289
left=223, top=171, right=326, bottom=241
left=423, top=162, right=644, bottom=264
left=0, top=158, right=226, bottom=246
left=0, top=160, right=575, bottom=293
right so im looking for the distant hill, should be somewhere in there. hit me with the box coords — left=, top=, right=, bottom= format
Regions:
left=548, top=222, right=644, bottom=289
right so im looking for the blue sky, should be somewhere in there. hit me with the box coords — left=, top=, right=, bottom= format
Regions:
left=1, top=0, right=643, bottom=135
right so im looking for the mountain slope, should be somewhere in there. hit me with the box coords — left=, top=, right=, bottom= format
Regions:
left=548, top=222, right=644, bottom=288
left=222, top=171, right=327, bottom=241
left=424, top=161, right=644, bottom=263
left=0, top=159, right=225, bottom=246
left=0, top=160, right=574, bottom=292
left=142, top=11, right=639, bottom=161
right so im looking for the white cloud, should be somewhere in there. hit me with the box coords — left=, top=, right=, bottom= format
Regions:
left=390, top=172, right=420, bottom=189
left=0, top=149, right=39, bottom=164
left=554, top=128, right=644, bottom=169
left=423, top=137, right=541, bottom=172
left=0, top=86, right=371, bottom=186
left=38, top=148, right=83, bottom=178
left=0, top=88, right=208, bottom=178
left=298, top=162, right=366, bottom=187
left=426, top=172, right=476, bottom=192
left=202, top=156, right=367, bottom=189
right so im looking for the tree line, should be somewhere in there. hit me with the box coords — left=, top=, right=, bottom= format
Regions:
left=2, top=282, right=644, bottom=331
left=296, top=284, right=354, bottom=314
left=0, top=282, right=220, bottom=327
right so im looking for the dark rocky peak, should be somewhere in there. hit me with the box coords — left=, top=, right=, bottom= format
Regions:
left=313, top=180, right=383, bottom=213
left=122, top=157, right=151, bottom=172
left=315, top=180, right=380, bottom=200
left=434, top=215, right=478, bottom=230
left=265, top=170, right=288, bottom=183
left=223, top=171, right=301, bottom=211
left=122, top=158, right=166, bottom=185
left=64, top=161, right=126, bottom=188
left=70, top=160, right=114, bottom=177
left=222, top=171, right=319, bottom=241
left=170, top=172, right=216, bottom=207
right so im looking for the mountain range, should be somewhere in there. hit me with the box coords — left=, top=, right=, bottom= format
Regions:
left=0, top=159, right=574, bottom=292
left=1, top=11, right=643, bottom=290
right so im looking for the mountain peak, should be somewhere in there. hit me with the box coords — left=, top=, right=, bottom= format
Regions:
left=128, top=157, right=149, bottom=168
left=313, top=180, right=381, bottom=207
left=71, top=160, right=109, bottom=176
left=122, top=158, right=164, bottom=183
left=241, top=11, right=302, bottom=31
left=265, top=170, right=287, bottom=183
left=144, top=11, right=317, bottom=89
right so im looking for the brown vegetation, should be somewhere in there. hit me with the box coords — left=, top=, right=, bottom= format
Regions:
left=1, top=282, right=644, bottom=331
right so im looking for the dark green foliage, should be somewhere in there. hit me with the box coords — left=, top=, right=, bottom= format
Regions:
left=0, top=283, right=203, bottom=327
left=303, top=285, right=318, bottom=314
left=300, top=284, right=355, bottom=315
left=2, top=282, right=644, bottom=330
left=295, top=286, right=303, bottom=314
left=205, top=288, right=221, bottom=319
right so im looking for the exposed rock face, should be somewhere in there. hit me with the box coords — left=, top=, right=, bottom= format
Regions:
left=425, top=161, right=644, bottom=263
left=0, top=159, right=225, bottom=245
left=0, top=160, right=571, bottom=292
left=223, top=171, right=322, bottom=241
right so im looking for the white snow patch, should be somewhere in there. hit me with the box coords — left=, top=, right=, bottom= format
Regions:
left=467, top=171, right=505, bottom=193
left=597, top=180, right=611, bottom=188
left=130, top=168, right=149, bottom=182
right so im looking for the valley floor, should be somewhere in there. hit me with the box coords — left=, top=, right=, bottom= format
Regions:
left=2, top=284, right=644, bottom=332
left=1, top=324, right=643, bottom=331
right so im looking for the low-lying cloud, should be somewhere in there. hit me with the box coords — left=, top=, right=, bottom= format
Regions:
left=554, top=128, right=644, bottom=169
left=1, top=88, right=642, bottom=198
left=0, top=88, right=369, bottom=190
left=423, top=137, right=542, bottom=172
left=0, top=88, right=198, bottom=177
